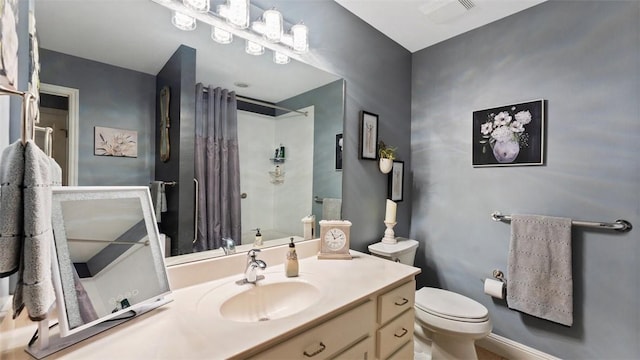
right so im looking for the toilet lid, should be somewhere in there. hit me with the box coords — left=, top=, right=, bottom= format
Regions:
left=415, top=287, right=489, bottom=323
left=368, top=239, right=418, bottom=257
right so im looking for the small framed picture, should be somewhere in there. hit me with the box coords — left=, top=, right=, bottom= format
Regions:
left=359, top=111, right=378, bottom=160
left=335, top=133, right=343, bottom=170
left=388, top=160, right=404, bottom=202
left=472, top=99, right=545, bottom=167
left=94, top=126, right=138, bottom=158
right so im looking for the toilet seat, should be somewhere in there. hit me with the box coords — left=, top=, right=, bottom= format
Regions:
left=414, top=287, right=492, bottom=341
left=415, top=287, right=489, bottom=323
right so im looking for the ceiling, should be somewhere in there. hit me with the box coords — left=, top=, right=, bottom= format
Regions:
left=34, top=0, right=338, bottom=103
left=34, top=0, right=547, bottom=102
left=334, top=0, right=548, bottom=53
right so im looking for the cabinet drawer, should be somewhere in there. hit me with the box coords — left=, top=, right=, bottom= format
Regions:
left=386, top=340, right=413, bottom=360
left=376, top=308, right=414, bottom=360
left=252, top=300, right=375, bottom=360
left=377, top=280, right=415, bottom=325
left=331, top=336, right=374, bottom=360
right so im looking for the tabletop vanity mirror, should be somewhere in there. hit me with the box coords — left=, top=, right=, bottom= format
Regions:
left=30, top=186, right=171, bottom=358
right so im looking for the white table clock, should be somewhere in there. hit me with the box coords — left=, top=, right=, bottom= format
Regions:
left=318, top=220, right=352, bottom=260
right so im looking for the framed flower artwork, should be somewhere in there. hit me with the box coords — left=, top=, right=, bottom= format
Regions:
left=388, top=160, right=404, bottom=202
left=359, top=110, right=378, bottom=160
left=472, top=99, right=545, bottom=167
left=94, top=126, right=138, bottom=158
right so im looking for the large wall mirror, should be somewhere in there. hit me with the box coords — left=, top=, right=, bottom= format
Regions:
left=34, top=0, right=344, bottom=261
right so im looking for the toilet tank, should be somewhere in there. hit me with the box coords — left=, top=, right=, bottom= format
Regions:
left=368, top=238, right=419, bottom=265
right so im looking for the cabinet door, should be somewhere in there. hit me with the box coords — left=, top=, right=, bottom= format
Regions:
left=332, top=336, right=374, bottom=360
left=376, top=309, right=414, bottom=360
left=252, top=301, right=375, bottom=360
left=386, top=340, right=413, bottom=360
left=377, top=280, right=415, bottom=325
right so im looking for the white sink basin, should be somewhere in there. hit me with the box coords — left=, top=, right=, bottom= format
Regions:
left=197, top=273, right=322, bottom=323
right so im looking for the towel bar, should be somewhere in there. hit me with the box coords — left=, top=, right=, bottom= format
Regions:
left=491, top=212, right=632, bottom=232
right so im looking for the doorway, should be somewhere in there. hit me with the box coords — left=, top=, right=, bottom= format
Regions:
left=39, top=83, right=79, bottom=185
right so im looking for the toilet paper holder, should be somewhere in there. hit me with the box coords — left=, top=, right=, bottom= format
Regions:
left=483, top=269, right=507, bottom=299
left=492, top=269, right=505, bottom=282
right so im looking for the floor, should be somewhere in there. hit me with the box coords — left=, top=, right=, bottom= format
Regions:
left=414, top=340, right=508, bottom=360
left=477, top=345, right=509, bottom=360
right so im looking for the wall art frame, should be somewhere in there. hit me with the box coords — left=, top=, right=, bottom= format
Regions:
left=472, top=99, right=545, bottom=167
left=335, top=133, right=343, bottom=170
left=359, top=110, right=378, bottom=160
left=388, top=160, right=404, bottom=202
left=94, top=126, right=138, bottom=158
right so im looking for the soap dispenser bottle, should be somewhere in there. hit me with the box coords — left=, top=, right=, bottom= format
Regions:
left=254, top=228, right=263, bottom=247
left=285, top=237, right=299, bottom=277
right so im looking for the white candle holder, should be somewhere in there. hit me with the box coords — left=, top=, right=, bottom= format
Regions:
left=381, top=221, right=397, bottom=244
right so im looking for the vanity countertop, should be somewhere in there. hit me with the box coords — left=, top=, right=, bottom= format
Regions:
left=1, top=249, right=420, bottom=359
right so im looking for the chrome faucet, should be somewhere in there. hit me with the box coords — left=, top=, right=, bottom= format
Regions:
left=237, top=249, right=267, bottom=285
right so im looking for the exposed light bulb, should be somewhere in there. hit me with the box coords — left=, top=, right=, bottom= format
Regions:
left=262, top=8, right=283, bottom=42
left=218, top=0, right=250, bottom=29
left=211, top=26, right=232, bottom=44
left=291, top=23, right=309, bottom=53
left=171, top=11, right=196, bottom=31
left=183, top=0, right=209, bottom=13
left=273, top=51, right=290, bottom=65
left=245, top=40, right=264, bottom=56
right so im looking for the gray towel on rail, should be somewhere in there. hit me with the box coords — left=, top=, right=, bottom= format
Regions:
left=0, top=141, right=24, bottom=277
left=322, top=198, right=342, bottom=220
left=13, top=141, right=57, bottom=321
left=507, top=214, right=573, bottom=326
left=149, top=181, right=166, bottom=223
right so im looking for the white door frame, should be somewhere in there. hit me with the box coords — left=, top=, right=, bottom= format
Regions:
left=40, top=83, right=79, bottom=186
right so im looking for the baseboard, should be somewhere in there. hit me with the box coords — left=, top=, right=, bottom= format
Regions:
left=477, top=333, right=560, bottom=360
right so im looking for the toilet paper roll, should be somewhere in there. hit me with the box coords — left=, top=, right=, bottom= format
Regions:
left=484, top=278, right=505, bottom=299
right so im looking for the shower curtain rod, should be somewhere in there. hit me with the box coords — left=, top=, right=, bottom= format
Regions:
left=201, top=88, right=308, bottom=116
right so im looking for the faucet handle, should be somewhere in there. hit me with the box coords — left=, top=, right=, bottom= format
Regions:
left=247, top=248, right=261, bottom=258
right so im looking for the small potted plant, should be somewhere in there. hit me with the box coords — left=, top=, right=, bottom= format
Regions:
left=378, top=140, right=396, bottom=174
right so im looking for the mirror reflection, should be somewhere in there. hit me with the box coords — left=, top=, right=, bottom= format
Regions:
left=35, top=0, right=344, bottom=260
left=51, top=187, right=171, bottom=336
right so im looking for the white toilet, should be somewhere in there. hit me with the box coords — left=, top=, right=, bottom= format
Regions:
left=368, top=238, right=492, bottom=360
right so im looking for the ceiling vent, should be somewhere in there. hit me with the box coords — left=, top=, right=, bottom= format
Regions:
left=419, top=0, right=476, bottom=24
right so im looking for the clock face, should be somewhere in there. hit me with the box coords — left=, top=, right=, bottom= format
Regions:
left=324, top=228, right=346, bottom=251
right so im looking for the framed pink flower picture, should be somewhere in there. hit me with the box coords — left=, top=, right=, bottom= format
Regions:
left=472, top=99, right=545, bottom=167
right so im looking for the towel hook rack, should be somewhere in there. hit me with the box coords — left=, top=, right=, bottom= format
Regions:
left=491, top=211, right=632, bottom=232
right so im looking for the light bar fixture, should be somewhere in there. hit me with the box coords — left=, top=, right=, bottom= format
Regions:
left=158, top=0, right=309, bottom=65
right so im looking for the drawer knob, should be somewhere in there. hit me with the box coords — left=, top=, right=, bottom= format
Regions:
left=394, top=327, right=408, bottom=338
left=303, top=342, right=326, bottom=357
left=394, top=297, right=409, bottom=306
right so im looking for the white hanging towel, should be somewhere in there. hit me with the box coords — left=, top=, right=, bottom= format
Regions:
left=507, top=214, right=573, bottom=326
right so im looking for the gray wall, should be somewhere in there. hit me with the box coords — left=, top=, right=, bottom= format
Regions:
left=410, top=1, right=639, bottom=358
left=278, top=79, right=345, bottom=224
left=256, top=0, right=413, bottom=251
left=40, top=49, right=156, bottom=186
left=155, top=45, right=196, bottom=256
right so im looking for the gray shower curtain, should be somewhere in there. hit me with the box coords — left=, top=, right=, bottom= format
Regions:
left=194, top=84, right=241, bottom=252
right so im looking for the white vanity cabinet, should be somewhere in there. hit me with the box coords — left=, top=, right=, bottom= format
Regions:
left=249, top=300, right=376, bottom=359
left=246, top=279, right=416, bottom=360
left=375, top=279, right=416, bottom=359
